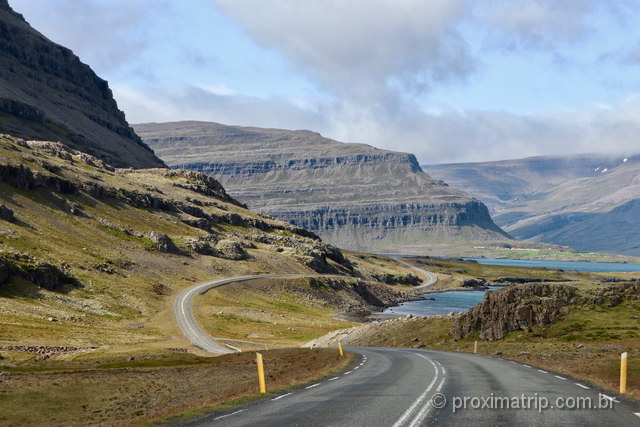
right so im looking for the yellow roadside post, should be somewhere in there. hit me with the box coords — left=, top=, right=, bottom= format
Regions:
left=620, top=352, right=628, bottom=394
left=474, top=340, right=478, bottom=354
left=256, top=352, right=266, bottom=393
left=338, top=342, right=344, bottom=357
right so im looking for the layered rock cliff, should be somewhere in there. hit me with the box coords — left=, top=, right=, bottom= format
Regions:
left=0, top=0, right=165, bottom=168
left=135, top=121, right=510, bottom=252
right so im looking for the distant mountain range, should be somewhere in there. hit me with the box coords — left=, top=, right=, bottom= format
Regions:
left=136, top=121, right=511, bottom=253
left=0, top=0, right=164, bottom=168
left=426, top=153, right=640, bottom=255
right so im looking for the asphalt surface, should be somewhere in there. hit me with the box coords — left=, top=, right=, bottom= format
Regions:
left=173, top=274, right=312, bottom=354
left=178, top=348, right=640, bottom=426
left=390, top=258, right=438, bottom=289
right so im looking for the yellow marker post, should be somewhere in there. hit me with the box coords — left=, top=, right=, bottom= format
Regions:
left=338, top=342, right=344, bottom=357
left=620, top=352, right=628, bottom=394
left=474, top=340, right=478, bottom=354
left=256, top=352, right=266, bottom=393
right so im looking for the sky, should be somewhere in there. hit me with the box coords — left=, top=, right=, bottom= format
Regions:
left=10, top=0, right=640, bottom=164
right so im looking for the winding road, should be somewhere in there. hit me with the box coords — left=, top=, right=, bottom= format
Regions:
left=172, top=261, right=640, bottom=425
left=178, top=348, right=640, bottom=426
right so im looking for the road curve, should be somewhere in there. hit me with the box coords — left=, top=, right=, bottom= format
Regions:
left=175, top=347, right=640, bottom=426
left=388, top=256, right=438, bottom=289
left=173, top=274, right=315, bottom=354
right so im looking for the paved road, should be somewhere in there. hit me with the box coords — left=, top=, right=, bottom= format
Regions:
left=177, top=347, right=640, bottom=426
left=390, top=257, right=438, bottom=289
left=173, top=274, right=313, bottom=354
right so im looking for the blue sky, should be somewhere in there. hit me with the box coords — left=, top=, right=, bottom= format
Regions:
left=10, top=0, right=640, bottom=163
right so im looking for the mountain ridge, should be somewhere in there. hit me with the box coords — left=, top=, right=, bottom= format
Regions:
left=135, top=120, right=511, bottom=253
left=426, top=152, right=640, bottom=255
left=0, top=0, right=165, bottom=168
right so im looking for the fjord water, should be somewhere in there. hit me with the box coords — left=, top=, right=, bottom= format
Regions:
left=383, top=287, right=501, bottom=316
left=467, top=258, right=640, bottom=273
left=384, top=258, right=640, bottom=317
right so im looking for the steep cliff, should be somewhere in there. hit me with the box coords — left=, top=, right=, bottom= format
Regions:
left=135, top=121, right=510, bottom=252
left=0, top=0, right=164, bottom=168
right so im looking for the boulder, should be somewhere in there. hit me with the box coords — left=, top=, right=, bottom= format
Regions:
left=148, top=231, right=179, bottom=254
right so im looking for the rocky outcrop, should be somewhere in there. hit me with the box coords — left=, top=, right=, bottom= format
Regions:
left=0, top=251, right=81, bottom=291
left=147, top=232, right=179, bottom=254
left=135, top=121, right=511, bottom=252
left=0, top=1, right=165, bottom=168
left=188, top=236, right=248, bottom=260
left=451, top=284, right=577, bottom=341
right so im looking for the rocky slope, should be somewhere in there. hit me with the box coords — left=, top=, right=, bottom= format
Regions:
left=0, top=134, right=418, bottom=347
left=135, top=121, right=510, bottom=252
left=0, top=0, right=164, bottom=168
left=451, top=281, right=640, bottom=341
left=426, top=153, right=640, bottom=255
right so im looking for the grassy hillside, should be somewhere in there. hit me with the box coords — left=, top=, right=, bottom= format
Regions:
left=0, top=134, right=416, bottom=355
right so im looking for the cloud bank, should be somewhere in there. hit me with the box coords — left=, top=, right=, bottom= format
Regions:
left=11, top=0, right=640, bottom=163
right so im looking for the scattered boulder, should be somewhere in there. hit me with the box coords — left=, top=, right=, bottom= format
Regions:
left=0, top=204, right=15, bottom=222
left=148, top=231, right=179, bottom=254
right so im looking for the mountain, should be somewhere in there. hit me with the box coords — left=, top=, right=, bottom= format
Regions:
left=426, top=153, right=640, bottom=255
left=0, top=0, right=164, bottom=168
left=134, top=121, right=510, bottom=252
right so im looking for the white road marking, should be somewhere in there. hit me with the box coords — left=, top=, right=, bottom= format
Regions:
left=271, top=393, right=292, bottom=401
left=392, top=354, right=440, bottom=427
left=601, top=394, right=619, bottom=403
left=213, top=409, right=245, bottom=420
left=328, top=377, right=339, bottom=381
left=523, top=365, right=531, bottom=368
left=344, top=371, right=352, bottom=375
left=575, top=383, right=590, bottom=390
left=633, top=412, right=640, bottom=418
left=225, top=344, right=241, bottom=352
left=305, top=383, right=320, bottom=389
left=554, top=375, right=567, bottom=380
left=537, top=369, right=548, bottom=374
left=354, top=366, right=360, bottom=370
left=409, top=375, right=446, bottom=427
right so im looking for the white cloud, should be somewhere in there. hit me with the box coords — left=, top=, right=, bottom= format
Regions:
left=214, top=0, right=474, bottom=102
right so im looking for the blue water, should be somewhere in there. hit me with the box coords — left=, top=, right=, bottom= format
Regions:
left=465, top=258, right=640, bottom=273
left=383, top=287, right=500, bottom=316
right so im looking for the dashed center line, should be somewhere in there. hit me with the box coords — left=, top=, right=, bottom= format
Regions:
left=554, top=375, right=567, bottom=380
left=328, top=377, right=339, bottom=381
left=213, top=409, right=245, bottom=420
left=271, top=393, right=292, bottom=401
left=575, top=383, right=590, bottom=390
left=305, top=383, right=320, bottom=389
left=537, top=369, right=548, bottom=374
left=523, top=365, right=532, bottom=368
left=633, top=412, right=640, bottom=419
left=344, top=371, right=352, bottom=375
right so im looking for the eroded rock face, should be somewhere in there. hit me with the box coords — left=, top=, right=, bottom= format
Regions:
left=135, top=121, right=511, bottom=252
left=0, top=1, right=165, bottom=168
left=451, top=284, right=577, bottom=341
